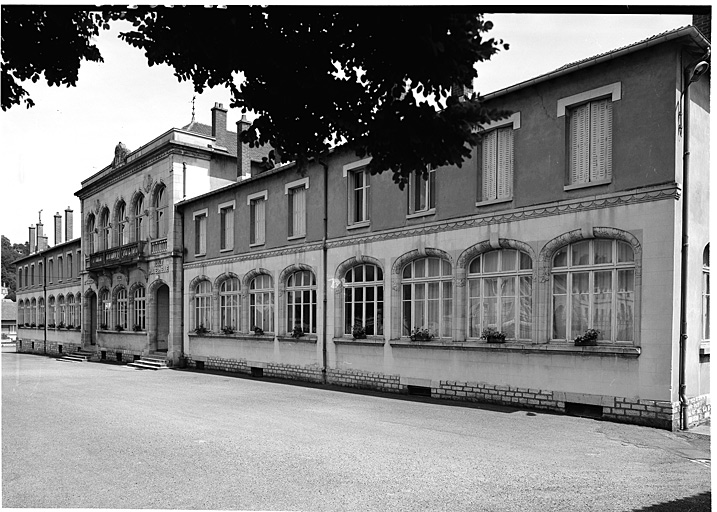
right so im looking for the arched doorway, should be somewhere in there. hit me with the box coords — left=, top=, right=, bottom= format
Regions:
left=84, top=290, right=97, bottom=346
left=155, top=284, right=170, bottom=352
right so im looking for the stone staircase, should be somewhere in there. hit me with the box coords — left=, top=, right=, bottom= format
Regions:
left=127, top=354, right=169, bottom=370
left=57, top=349, right=95, bottom=363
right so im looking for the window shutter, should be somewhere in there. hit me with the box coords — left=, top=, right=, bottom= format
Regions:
left=250, top=201, right=256, bottom=244
left=220, top=210, right=227, bottom=249
left=497, top=128, right=513, bottom=199
left=482, top=131, right=497, bottom=200
left=295, top=187, right=306, bottom=236
left=429, top=169, right=436, bottom=209
left=195, top=217, right=200, bottom=254
left=570, top=104, right=589, bottom=184
left=200, top=216, right=206, bottom=254
left=226, top=208, right=234, bottom=248
left=590, top=99, right=612, bottom=182
left=257, top=199, right=265, bottom=244
left=288, top=192, right=294, bottom=237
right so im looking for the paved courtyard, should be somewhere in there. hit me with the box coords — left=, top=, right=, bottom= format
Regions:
left=2, top=349, right=711, bottom=511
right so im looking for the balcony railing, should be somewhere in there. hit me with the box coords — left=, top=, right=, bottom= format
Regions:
left=88, top=241, right=146, bottom=270
left=150, top=238, right=168, bottom=255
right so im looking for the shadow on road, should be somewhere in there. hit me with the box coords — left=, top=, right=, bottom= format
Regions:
left=632, top=491, right=711, bottom=511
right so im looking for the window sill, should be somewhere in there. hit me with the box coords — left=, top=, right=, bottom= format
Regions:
left=333, top=336, right=385, bottom=346
left=346, top=221, right=371, bottom=231
left=97, top=330, right=142, bottom=335
left=219, top=248, right=233, bottom=253
left=188, top=332, right=275, bottom=342
left=563, top=179, right=612, bottom=191
left=389, top=339, right=641, bottom=357
left=249, top=242, right=265, bottom=248
left=406, top=209, right=436, bottom=220
left=700, top=342, right=710, bottom=356
left=475, top=197, right=513, bottom=207
left=194, top=253, right=206, bottom=258
left=287, top=234, right=306, bottom=241
left=277, top=335, right=317, bottom=344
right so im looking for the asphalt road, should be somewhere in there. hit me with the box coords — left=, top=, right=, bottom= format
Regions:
left=2, top=349, right=711, bottom=511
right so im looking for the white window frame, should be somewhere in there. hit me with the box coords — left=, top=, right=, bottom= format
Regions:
left=558, top=82, right=621, bottom=191
left=218, top=200, right=236, bottom=252
left=285, top=270, right=317, bottom=335
left=250, top=274, right=274, bottom=333
left=116, top=288, right=128, bottom=330
left=193, top=208, right=208, bottom=256
left=401, top=257, right=453, bottom=339
left=477, top=112, right=520, bottom=206
left=285, top=177, right=309, bottom=240
left=247, top=190, right=268, bottom=247
left=219, top=277, right=240, bottom=331
left=133, top=286, right=146, bottom=331
left=703, top=245, right=710, bottom=342
left=193, top=280, right=212, bottom=332
left=343, top=263, right=384, bottom=336
left=343, top=158, right=372, bottom=228
left=407, top=168, right=437, bottom=218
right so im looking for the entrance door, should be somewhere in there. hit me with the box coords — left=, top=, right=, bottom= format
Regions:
left=156, top=284, right=169, bottom=351
left=89, top=292, right=97, bottom=346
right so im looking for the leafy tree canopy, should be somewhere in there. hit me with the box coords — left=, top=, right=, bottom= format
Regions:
left=1, top=6, right=509, bottom=186
left=1, top=235, right=28, bottom=301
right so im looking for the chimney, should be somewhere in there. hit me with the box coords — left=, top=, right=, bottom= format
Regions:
left=54, top=212, right=62, bottom=246
left=29, top=226, right=36, bottom=254
left=211, top=102, right=228, bottom=149
left=693, top=14, right=711, bottom=43
left=451, top=82, right=474, bottom=102
left=38, top=235, right=48, bottom=252
left=65, top=207, right=73, bottom=241
left=237, top=115, right=252, bottom=181
left=36, top=221, right=44, bottom=244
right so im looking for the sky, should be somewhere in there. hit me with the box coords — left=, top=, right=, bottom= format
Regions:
left=0, top=9, right=697, bottom=246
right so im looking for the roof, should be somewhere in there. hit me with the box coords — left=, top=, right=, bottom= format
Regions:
left=181, top=121, right=239, bottom=158
left=2, top=300, right=17, bottom=322
left=484, top=25, right=709, bottom=100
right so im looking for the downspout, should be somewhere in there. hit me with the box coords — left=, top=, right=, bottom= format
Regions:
left=43, top=254, right=47, bottom=354
left=678, top=54, right=710, bottom=430
left=318, top=157, right=329, bottom=384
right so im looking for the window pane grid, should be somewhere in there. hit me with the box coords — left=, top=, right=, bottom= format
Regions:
left=402, top=258, right=452, bottom=338
left=250, top=275, right=274, bottom=332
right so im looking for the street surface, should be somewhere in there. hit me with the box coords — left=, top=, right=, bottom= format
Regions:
left=2, top=348, right=711, bottom=511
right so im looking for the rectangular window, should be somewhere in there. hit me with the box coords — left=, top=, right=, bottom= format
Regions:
left=193, top=209, right=208, bottom=255
left=481, top=127, right=513, bottom=201
left=349, top=169, right=370, bottom=224
left=218, top=201, right=235, bottom=251
left=248, top=191, right=267, bottom=246
left=285, top=178, right=308, bottom=238
left=569, top=98, right=612, bottom=185
left=408, top=169, right=436, bottom=216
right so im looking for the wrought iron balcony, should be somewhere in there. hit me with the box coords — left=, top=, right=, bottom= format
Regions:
left=88, top=241, right=146, bottom=271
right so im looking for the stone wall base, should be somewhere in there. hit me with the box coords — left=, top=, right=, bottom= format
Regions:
left=15, top=344, right=711, bottom=431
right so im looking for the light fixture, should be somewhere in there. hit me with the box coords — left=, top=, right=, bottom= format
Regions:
left=687, top=60, right=710, bottom=84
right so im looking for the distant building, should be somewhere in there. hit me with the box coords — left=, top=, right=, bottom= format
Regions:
left=2, top=299, right=17, bottom=340
left=15, top=22, right=710, bottom=430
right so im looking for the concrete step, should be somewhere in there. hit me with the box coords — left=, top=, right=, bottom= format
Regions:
left=58, top=355, right=88, bottom=363
left=127, top=359, right=169, bottom=370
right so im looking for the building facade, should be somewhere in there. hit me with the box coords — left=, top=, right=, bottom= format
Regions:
left=16, top=24, right=710, bottom=430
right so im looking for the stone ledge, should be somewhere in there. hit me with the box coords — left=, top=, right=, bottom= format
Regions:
left=188, top=332, right=275, bottom=343
left=276, top=335, right=317, bottom=344
left=333, top=337, right=386, bottom=346
left=388, top=339, right=641, bottom=357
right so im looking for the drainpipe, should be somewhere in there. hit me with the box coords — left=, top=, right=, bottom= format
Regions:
left=318, top=157, right=329, bottom=384
left=43, top=254, right=47, bottom=354
left=678, top=55, right=710, bottom=430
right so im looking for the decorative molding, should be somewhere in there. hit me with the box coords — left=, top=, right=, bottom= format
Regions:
left=279, top=263, right=316, bottom=288
left=456, top=238, right=536, bottom=269
left=213, top=271, right=241, bottom=291
left=184, top=243, right=323, bottom=270
left=390, top=247, right=453, bottom=279
left=143, top=174, right=154, bottom=194
left=333, top=255, right=384, bottom=294
left=112, top=142, right=130, bottom=168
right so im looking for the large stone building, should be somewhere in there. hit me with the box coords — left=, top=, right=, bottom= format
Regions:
left=16, top=22, right=710, bottom=430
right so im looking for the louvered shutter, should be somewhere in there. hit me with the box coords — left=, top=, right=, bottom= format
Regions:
left=570, top=104, right=589, bottom=184
left=292, top=187, right=306, bottom=236
left=590, top=99, right=612, bottom=182
left=250, top=201, right=256, bottom=244
left=226, top=208, right=234, bottom=248
left=256, top=199, right=265, bottom=244
left=482, top=130, right=497, bottom=200
left=496, top=128, right=513, bottom=199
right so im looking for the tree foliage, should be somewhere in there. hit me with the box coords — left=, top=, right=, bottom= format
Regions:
left=2, top=6, right=510, bottom=186
left=1, top=235, right=28, bottom=301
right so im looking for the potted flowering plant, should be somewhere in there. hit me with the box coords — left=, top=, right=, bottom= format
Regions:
left=574, top=329, right=600, bottom=346
left=221, top=326, right=235, bottom=335
left=291, top=327, right=305, bottom=339
left=194, top=324, right=208, bottom=335
left=410, top=327, right=434, bottom=342
left=352, top=324, right=367, bottom=340
left=253, top=326, right=265, bottom=335
left=480, top=327, right=507, bottom=343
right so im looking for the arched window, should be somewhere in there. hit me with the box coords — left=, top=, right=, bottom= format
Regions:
left=703, top=244, right=710, bottom=342
left=154, top=185, right=168, bottom=238
left=134, top=194, right=145, bottom=242
left=18, top=300, right=24, bottom=325
left=116, top=200, right=127, bottom=246
left=286, top=270, right=317, bottom=334
left=99, top=208, right=110, bottom=251
left=194, top=280, right=212, bottom=331
left=250, top=274, right=274, bottom=333
left=18, top=268, right=22, bottom=289
left=48, top=296, right=55, bottom=326
left=115, top=288, right=128, bottom=330
left=551, top=239, right=635, bottom=343
left=99, top=289, right=110, bottom=329
left=402, top=257, right=452, bottom=338
left=133, top=286, right=146, bottom=331
left=219, top=277, right=240, bottom=331
left=344, top=263, right=383, bottom=336
left=468, top=249, right=532, bottom=340
left=58, top=295, right=65, bottom=326
left=87, top=214, right=96, bottom=254
left=67, top=295, right=75, bottom=327
left=30, top=298, right=37, bottom=325
left=38, top=298, right=45, bottom=326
